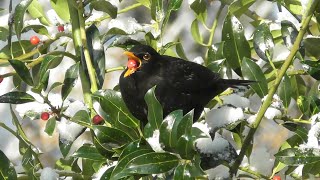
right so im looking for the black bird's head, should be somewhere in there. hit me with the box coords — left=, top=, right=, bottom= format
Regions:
left=123, top=44, right=159, bottom=77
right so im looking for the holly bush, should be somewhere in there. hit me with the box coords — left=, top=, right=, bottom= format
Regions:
left=0, top=0, right=320, bottom=179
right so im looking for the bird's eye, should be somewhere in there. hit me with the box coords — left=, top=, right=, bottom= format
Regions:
left=143, top=53, right=151, bottom=60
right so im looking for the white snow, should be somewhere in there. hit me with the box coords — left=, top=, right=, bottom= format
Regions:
left=163, top=115, right=175, bottom=130
left=205, top=165, right=229, bottom=180
left=16, top=101, right=50, bottom=120
left=40, top=167, right=58, bottom=180
left=143, top=20, right=161, bottom=38
left=262, top=94, right=283, bottom=109
left=299, top=113, right=320, bottom=149
left=64, top=100, right=88, bottom=117
left=264, top=107, right=282, bottom=119
left=57, top=101, right=87, bottom=142
left=247, top=114, right=257, bottom=125
left=57, top=117, right=84, bottom=142
left=108, top=17, right=143, bottom=34
left=188, top=0, right=196, bottom=5
left=191, top=56, right=204, bottom=65
left=222, top=94, right=250, bottom=108
left=192, top=121, right=211, bottom=137
left=146, top=130, right=164, bottom=152
left=196, top=133, right=229, bottom=155
left=205, top=106, right=244, bottom=130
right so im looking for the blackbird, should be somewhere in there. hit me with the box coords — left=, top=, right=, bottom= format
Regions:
left=119, top=44, right=252, bottom=124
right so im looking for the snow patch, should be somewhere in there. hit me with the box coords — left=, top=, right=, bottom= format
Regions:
left=40, top=167, right=58, bottom=180
left=108, top=17, right=142, bottom=34
left=205, top=106, right=244, bottom=131
left=146, top=130, right=164, bottom=152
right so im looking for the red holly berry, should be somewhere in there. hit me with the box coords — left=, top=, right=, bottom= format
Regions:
left=30, top=36, right=40, bottom=45
left=57, top=25, right=65, bottom=32
left=0, top=76, right=3, bottom=83
left=272, top=175, right=281, bottom=180
left=127, top=59, right=138, bottom=69
left=92, top=115, right=103, bottom=125
left=41, top=112, right=50, bottom=121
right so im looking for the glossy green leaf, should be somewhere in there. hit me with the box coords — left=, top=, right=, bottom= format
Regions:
left=0, top=91, right=35, bottom=104
left=71, top=110, right=91, bottom=128
left=111, top=149, right=153, bottom=179
left=0, top=40, right=36, bottom=59
left=241, top=57, right=268, bottom=98
left=159, top=42, right=179, bottom=55
left=302, top=161, right=320, bottom=177
left=0, top=150, right=17, bottom=180
left=282, top=123, right=308, bottom=143
left=297, top=96, right=310, bottom=115
left=44, top=117, right=56, bottom=136
left=222, top=14, right=250, bottom=75
left=73, top=144, right=105, bottom=161
left=168, top=0, right=183, bottom=11
left=48, top=82, right=63, bottom=93
left=106, top=27, right=129, bottom=35
left=176, top=41, right=188, bottom=60
left=177, top=110, right=194, bottom=138
left=27, top=0, right=50, bottom=26
left=177, top=134, right=195, bottom=159
left=22, top=146, right=35, bottom=174
left=301, top=60, right=320, bottom=80
left=173, top=164, right=193, bottom=180
left=191, top=19, right=203, bottom=44
left=59, top=137, right=73, bottom=158
left=253, top=23, right=274, bottom=61
left=93, top=136, right=114, bottom=159
left=275, top=148, right=320, bottom=165
left=282, top=0, right=302, bottom=15
left=14, top=0, right=33, bottom=40
left=50, top=0, right=70, bottom=22
left=304, top=37, right=320, bottom=60
left=10, top=105, right=31, bottom=152
left=91, top=0, right=117, bottom=19
left=281, top=20, right=298, bottom=49
left=22, top=25, right=49, bottom=36
left=93, top=125, right=133, bottom=148
left=207, top=42, right=225, bottom=65
left=122, top=152, right=179, bottom=175
left=290, top=75, right=307, bottom=99
left=0, top=27, right=9, bottom=41
left=159, top=110, right=183, bottom=149
left=278, top=74, right=292, bottom=108
left=310, top=96, right=320, bottom=115
left=190, top=0, right=207, bottom=23
left=9, top=60, right=34, bottom=86
left=86, top=24, right=105, bottom=89
left=101, top=166, right=115, bottom=180
left=61, top=63, right=79, bottom=100
left=92, top=90, right=140, bottom=128
left=144, top=86, right=163, bottom=130
left=229, top=0, right=255, bottom=17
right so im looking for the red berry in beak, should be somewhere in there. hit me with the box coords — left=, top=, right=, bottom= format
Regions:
left=127, top=59, right=138, bottom=69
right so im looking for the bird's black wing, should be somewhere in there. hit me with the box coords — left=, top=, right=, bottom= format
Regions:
left=159, top=55, right=221, bottom=92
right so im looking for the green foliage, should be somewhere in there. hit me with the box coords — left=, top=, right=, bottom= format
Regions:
left=0, top=0, right=319, bottom=179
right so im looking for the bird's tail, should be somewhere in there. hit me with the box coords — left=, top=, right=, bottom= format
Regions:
left=222, top=79, right=255, bottom=88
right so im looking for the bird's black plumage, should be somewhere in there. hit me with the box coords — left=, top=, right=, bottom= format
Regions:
left=119, top=44, right=252, bottom=124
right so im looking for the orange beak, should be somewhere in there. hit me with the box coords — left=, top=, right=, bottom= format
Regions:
left=123, top=51, right=142, bottom=77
